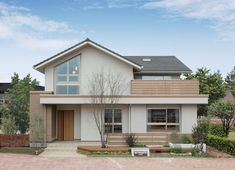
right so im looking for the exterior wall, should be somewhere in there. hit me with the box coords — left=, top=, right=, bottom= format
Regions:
left=29, top=92, right=45, bottom=142
left=45, top=67, right=54, bottom=91
left=44, top=45, right=134, bottom=95
left=45, top=105, right=56, bottom=142
left=80, top=105, right=100, bottom=141
left=80, top=104, right=129, bottom=141
left=130, top=105, right=147, bottom=133
left=180, top=104, right=198, bottom=133
left=56, top=105, right=81, bottom=139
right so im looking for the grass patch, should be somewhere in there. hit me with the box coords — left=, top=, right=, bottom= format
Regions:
left=228, top=131, right=235, bottom=141
left=0, top=147, right=44, bottom=155
left=78, top=150, right=131, bottom=157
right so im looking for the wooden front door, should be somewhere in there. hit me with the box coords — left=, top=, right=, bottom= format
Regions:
left=57, top=110, right=74, bottom=141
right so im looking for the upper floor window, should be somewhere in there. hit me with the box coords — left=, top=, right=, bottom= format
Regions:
left=55, top=56, right=80, bottom=95
left=142, top=75, right=172, bottom=80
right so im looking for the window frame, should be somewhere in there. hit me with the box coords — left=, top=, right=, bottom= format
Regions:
left=54, top=55, right=80, bottom=95
left=104, top=108, right=122, bottom=133
left=142, top=75, right=172, bottom=80
left=147, top=108, right=180, bottom=132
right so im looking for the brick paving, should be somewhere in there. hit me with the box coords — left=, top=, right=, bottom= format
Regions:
left=1, top=153, right=235, bottom=170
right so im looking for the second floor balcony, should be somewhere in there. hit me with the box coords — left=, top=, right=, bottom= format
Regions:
left=131, top=80, right=199, bottom=95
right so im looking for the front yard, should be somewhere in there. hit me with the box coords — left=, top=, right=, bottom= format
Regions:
left=228, top=131, right=235, bottom=141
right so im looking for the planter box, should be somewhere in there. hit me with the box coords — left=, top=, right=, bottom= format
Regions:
left=0, top=134, right=29, bottom=147
left=131, top=148, right=150, bottom=157
left=169, top=143, right=195, bottom=149
left=30, top=142, right=47, bottom=148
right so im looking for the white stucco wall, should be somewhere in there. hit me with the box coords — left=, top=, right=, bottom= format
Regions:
left=44, top=67, right=54, bottom=91
left=130, top=105, right=147, bottom=133
left=56, top=104, right=81, bottom=139
left=44, top=45, right=133, bottom=95
left=180, top=104, right=198, bottom=133
left=80, top=104, right=129, bottom=141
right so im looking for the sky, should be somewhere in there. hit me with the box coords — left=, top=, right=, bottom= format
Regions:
left=0, top=0, right=235, bottom=85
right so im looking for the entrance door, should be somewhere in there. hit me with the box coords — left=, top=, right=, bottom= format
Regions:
left=57, top=110, right=74, bottom=141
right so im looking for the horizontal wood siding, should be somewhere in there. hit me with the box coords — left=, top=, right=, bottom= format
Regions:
left=131, top=80, right=199, bottom=95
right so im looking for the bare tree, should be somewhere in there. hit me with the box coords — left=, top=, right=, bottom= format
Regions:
left=88, top=70, right=125, bottom=148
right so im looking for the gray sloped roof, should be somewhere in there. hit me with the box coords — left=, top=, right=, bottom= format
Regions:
left=124, top=56, right=192, bottom=73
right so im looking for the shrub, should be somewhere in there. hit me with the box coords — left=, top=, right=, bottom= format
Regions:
left=207, top=134, right=235, bottom=156
left=1, top=114, right=17, bottom=134
left=192, top=117, right=209, bottom=144
left=125, top=133, right=137, bottom=147
left=30, top=115, right=45, bottom=143
left=209, top=124, right=226, bottom=137
left=192, top=117, right=209, bottom=155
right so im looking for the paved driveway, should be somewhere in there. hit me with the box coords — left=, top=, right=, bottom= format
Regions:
left=1, top=153, right=235, bottom=170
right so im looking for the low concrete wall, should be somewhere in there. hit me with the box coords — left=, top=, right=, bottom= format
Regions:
left=0, top=134, right=29, bottom=147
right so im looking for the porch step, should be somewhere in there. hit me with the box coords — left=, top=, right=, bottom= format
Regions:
left=39, top=141, right=86, bottom=157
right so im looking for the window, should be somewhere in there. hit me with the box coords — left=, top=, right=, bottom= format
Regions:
left=55, top=56, right=80, bottom=95
left=142, top=75, right=172, bottom=80
left=105, top=109, right=122, bottom=133
left=147, top=109, right=179, bottom=132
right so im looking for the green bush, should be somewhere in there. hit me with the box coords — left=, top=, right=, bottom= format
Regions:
left=192, top=117, right=209, bottom=144
left=125, top=133, right=137, bottom=147
left=209, top=124, right=226, bottom=137
left=1, top=114, right=17, bottom=134
left=207, top=134, right=235, bottom=156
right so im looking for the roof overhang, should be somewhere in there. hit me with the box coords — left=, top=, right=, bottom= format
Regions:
left=34, top=39, right=142, bottom=73
left=39, top=94, right=208, bottom=105
left=134, top=70, right=192, bottom=74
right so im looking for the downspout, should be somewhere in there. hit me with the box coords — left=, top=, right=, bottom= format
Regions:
left=129, top=104, right=131, bottom=133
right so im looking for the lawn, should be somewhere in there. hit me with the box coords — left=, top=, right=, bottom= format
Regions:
left=228, top=131, right=235, bottom=141
left=0, top=147, right=44, bottom=155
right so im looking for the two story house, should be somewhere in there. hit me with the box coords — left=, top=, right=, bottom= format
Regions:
left=30, top=39, right=208, bottom=142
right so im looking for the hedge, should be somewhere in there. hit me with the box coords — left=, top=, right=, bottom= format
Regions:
left=207, top=134, right=235, bottom=155
left=209, top=124, right=226, bottom=137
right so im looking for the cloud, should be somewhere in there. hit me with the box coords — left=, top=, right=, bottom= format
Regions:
left=0, top=2, right=74, bottom=50
left=81, top=0, right=154, bottom=10
left=143, top=0, right=235, bottom=41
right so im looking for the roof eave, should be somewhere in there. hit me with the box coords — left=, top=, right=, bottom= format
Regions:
left=33, top=39, right=142, bottom=73
left=134, top=70, right=192, bottom=74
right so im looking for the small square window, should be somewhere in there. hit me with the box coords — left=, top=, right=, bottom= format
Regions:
left=57, top=76, right=67, bottom=82
left=68, top=86, right=79, bottom=94
left=105, top=125, right=112, bottom=133
left=56, top=86, right=67, bottom=94
left=69, top=76, right=79, bottom=82
left=114, top=125, right=122, bottom=133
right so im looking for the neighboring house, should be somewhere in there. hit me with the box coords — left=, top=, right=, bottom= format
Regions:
left=224, top=90, right=235, bottom=101
left=0, top=83, right=44, bottom=105
left=30, top=39, right=208, bottom=142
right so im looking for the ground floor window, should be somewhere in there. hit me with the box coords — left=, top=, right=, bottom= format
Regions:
left=147, top=108, right=179, bottom=132
left=104, top=109, right=122, bottom=133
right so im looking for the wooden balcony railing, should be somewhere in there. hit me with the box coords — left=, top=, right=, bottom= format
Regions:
left=131, top=80, right=199, bottom=95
